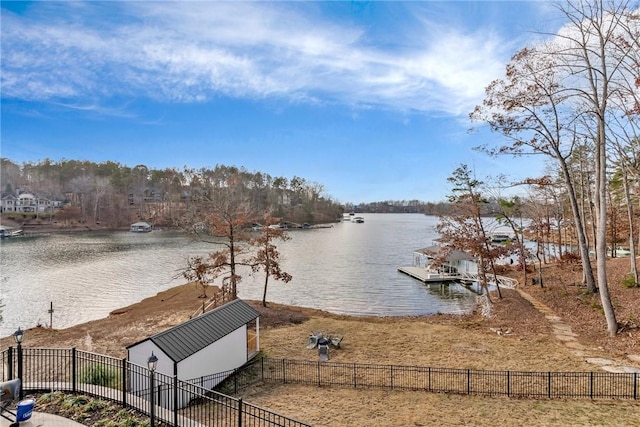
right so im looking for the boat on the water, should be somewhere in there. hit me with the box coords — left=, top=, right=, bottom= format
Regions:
left=130, top=221, right=153, bottom=232
left=490, top=231, right=514, bottom=243
left=353, top=216, right=364, bottom=223
left=0, top=226, right=24, bottom=239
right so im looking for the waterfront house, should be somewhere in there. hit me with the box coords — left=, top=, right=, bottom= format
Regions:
left=1, top=192, right=63, bottom=214
left=126, top=299, right=260, bottom=409
left=0, top=194, right=17, bottom=213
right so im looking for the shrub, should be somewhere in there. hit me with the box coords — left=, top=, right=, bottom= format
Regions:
left=621, top=274, right=639, bottom=288
left=79, top=364, right=120, bottom=388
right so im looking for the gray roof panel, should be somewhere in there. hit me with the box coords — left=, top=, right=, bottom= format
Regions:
left=415, top=246, right=475, bottom=261
left=143, top=299, right=260, bottom=363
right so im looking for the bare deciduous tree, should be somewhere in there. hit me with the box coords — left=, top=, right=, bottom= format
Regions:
left=249, top=216, right=292, bottom=307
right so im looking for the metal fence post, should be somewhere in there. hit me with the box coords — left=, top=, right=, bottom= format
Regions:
left=234, top=368, right=238, bottom=394
left=173, top=375, right=178, bottom=427
left=548, top=372, right=551, bottom=398
left=7, top=347, right=13, bottom=380
left=237, top=397, right=243, bottom=427
left=390, top=366, right=394, bottom=390
left=353, top=363, right=357, bottom=388
left=282, top=359, right=286, bottom=384
left=590, top=371, right=593, bottom=399
left=261, top=357, right=264, bottom=382
left=467, top=369, right=471, bottom=395
left=317, top=361, right=321, bottom=387
left=121, top=358, right=127, bottom=407
left=72, top=348, right=77, bottom=393
left=507, top=371, right=510, bottom=397
left=634, top=373, right=637, bottom=400
left=16, top=344, right=22, bottom=400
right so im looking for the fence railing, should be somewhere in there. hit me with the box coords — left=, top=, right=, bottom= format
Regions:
left=244, top=357, right=638, bottom=400
left=1, top=347, right=311, bottom=427
left=189, top=288, right=231, bottom=319
left=3, top=348, right=638, bottom=427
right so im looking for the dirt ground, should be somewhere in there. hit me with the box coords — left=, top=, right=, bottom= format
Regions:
left=2, top=257, right=640, bottom=426
left=521, top=257, right=640, bottom=357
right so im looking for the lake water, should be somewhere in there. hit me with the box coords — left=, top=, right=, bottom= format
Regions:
left=0, top=214, right=480, bottom=337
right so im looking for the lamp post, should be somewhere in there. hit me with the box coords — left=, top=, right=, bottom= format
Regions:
left=147, top=352, right=158, bottom=427
left=13, top=327, right=24, bottom=400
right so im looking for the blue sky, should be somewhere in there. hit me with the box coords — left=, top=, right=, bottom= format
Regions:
left=1, top=1, right=560, bottom=204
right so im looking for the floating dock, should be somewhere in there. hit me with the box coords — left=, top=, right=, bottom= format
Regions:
left=397, top=266, right=461, bottom=283
left=398, top=266, right=518, bottom=289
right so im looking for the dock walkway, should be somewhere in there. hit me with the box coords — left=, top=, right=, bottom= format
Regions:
left=398, top=267, right=518, bottom=289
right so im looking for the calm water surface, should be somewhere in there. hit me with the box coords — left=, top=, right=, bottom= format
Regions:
left=0, top=214, right=479, bottom=337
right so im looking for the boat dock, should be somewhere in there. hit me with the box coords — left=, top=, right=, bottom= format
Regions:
left=397, top=266, right=460, bottom=283
left=398, top=266, right=518, bottom=289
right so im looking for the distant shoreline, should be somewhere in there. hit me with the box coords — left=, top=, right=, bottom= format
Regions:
left=0, top=217, right=161, bottom=236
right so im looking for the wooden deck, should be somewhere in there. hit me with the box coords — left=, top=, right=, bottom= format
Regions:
left=397, top=266, right=460, bottom=283
left=398, top=267, right=518, bottom=289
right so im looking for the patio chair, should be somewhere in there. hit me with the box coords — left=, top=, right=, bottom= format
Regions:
left=318, top=339, right=330, bottom=361
left=307, top=332, right=322, bottom=349
left=330, top=336, right=343, bottom=349
left=1, top=378, right=29, bottom=426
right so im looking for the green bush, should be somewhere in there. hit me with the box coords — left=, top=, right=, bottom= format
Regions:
left=79, top=364, right=121, bottom=388
left=621, top=274, right=639, bottom=288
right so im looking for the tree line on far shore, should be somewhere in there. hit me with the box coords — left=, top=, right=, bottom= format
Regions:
left=0, top=158, right=344, bottom=227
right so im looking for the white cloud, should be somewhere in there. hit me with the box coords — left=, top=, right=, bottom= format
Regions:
left=0, top=2, right=523, bottom=116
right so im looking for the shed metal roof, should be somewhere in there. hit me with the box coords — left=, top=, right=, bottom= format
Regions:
left=128, top=299, right=260, bottom=363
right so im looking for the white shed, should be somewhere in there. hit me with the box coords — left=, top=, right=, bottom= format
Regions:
left=126, top=299, right=260, bottom=408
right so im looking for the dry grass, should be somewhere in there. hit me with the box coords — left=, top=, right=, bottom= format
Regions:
left=257, top=313, right=596, bottom=372
left=238, top=384, right=640, bottom=427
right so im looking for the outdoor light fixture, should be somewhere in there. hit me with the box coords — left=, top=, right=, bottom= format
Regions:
left=14, top=327, right=24, bottom=400
left=13, top=327, right=24, bottom=344
left=147, top=352, right=158, bottom=372
left=148, top=352, right=158, bottom=427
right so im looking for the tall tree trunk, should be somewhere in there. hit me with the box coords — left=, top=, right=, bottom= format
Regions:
left=559, top=161, right=597, bottom=293
left=262, top=269, right=270, bottom=307
left=595, top=122, right=618, bottom=336
left=622, top=174, right=638, bottom=284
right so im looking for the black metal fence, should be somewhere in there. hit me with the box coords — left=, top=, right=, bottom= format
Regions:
left=1, top=347, right=311, bottom=427
left=239, top=357, right=638, bottom=400
left=3, top=348, right=638, bottom=426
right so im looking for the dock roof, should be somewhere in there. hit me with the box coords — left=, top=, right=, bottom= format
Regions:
left=415, top=245, right=475, bottom=262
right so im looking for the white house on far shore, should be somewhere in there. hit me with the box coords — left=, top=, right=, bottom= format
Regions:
left=126, top=299, right=260, bottom=409
left=0, top=192, right=63, bottom=214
